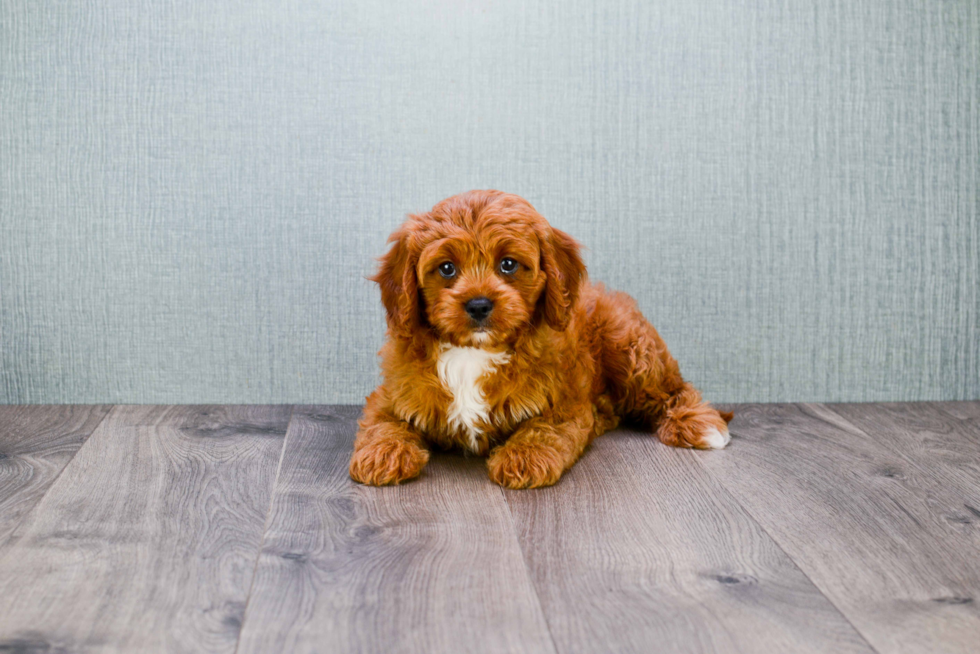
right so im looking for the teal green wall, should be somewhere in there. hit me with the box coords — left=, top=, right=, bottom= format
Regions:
left=2, top=0, right=978, bottom=403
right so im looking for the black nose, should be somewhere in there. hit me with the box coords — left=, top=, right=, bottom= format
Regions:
left=464, top=296, right=494, bottom=322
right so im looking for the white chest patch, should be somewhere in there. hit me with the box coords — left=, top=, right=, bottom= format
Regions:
left=436, top=344, right=510, bottom=452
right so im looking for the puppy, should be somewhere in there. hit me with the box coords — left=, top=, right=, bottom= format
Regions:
left=350, top=190, right=732, bottom=489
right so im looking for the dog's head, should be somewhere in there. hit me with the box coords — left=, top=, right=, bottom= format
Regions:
left=373, top=190, right=585, bottom=347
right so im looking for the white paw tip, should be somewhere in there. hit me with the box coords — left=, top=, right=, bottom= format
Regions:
left=700, top=427, right=731, bottom=449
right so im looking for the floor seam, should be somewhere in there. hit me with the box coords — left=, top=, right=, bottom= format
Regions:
left=690, top=403, right=885, bottom=654
left=233, top=403, right=296, bottom=654
left=498, top=485, right=563, bottom=654
left=0, top=404, right=115, bottom=556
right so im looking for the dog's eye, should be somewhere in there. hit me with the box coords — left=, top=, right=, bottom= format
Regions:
left=499, top=258, right=519, bottom=275
left=438, top=262, right=456, bottom=279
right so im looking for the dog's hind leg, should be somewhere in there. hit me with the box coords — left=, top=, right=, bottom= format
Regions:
left=589, top=285, right=732, bottom=449
left=651, top=382, right=732, bottom=449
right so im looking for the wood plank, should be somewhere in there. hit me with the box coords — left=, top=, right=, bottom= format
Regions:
left=699, top=403, right=980, bottom=654
left=504, top=428, right=874, bottom=654
left=829, top=401, right=980, bottom=503
left=0, top=405, right=111, bottom=546
left=0, top=405, right=290, bottom=654
left=934, top=400, right=980, bottom=423
left=236, top=405, right=556, bottom=654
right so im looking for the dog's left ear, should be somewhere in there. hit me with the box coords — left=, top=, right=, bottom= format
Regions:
left=539, top=227, right=586, bottom=331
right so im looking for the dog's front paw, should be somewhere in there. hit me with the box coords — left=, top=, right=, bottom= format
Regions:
left=349, top=438, right=429, bottom=486
left=487, top=441, right=565, bottom=489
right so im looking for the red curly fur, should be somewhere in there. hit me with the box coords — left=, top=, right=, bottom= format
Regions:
left=350, top=190, right=732, bottom=489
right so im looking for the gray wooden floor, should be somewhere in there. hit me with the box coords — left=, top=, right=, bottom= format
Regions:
left=0, top=403, right=978, bottom=653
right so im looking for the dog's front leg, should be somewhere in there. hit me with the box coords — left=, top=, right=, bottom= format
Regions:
left=349, top=404, right=429, bottom=486
left=487, top=414, right=593, bottom=489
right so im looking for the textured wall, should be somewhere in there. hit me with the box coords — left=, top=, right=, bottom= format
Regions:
left=1, top=0, right=978, bottom=404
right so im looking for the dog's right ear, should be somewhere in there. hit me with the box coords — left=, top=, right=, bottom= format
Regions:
left=371, top=223, right=422, bottom=338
